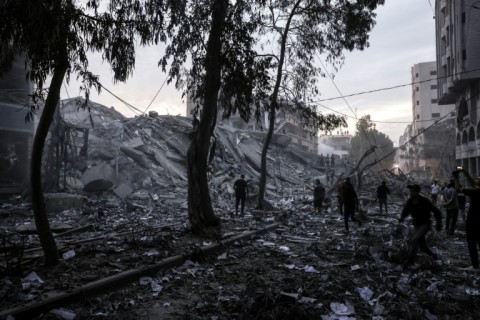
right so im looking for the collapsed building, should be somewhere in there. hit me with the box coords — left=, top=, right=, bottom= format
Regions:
left=38, top=97, right=333, bottom=210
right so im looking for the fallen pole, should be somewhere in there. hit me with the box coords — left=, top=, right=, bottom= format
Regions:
left=0, top=223, right=280, bottom=320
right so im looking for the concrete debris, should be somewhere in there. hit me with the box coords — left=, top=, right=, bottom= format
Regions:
left=2, top=98, right=478, bottom=320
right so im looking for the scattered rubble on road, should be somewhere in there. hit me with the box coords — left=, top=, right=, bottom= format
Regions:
left=1, top=98, right=479, bottom=319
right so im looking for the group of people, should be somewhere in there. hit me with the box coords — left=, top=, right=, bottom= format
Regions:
left=314, top=169, right=479, bottom=271
left=235, top=167, right=480, bottom=272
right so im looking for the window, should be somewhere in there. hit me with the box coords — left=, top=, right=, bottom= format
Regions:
left=432, top=113, right=440, bottom=118
left=462, top=12, right=466, bottom=23
left=416, top=101, right=420, bottom=105
left=416, top=87, right=419, bottom=91
left=462, top=49, right=467, bottom=60
left=416, top=114, right=420, bottom=119
left=415, top=72, right=419, bottom=78
left=431, top=85, right=437, bottom=90
left=431, top=99, right=438, bottom=104
left=430, top=70, right=437, bottom=76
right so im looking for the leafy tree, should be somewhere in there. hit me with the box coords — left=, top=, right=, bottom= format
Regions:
left=0, top=0, right=166, bottom=265
left=160, top=0, right=271, bottom=236
left=254, top=0, right=385, bottom=209
left=350, top=115, right=395, bottom=174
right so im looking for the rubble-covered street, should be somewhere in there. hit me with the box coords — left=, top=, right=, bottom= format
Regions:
left=1, top=99, right=480, bottom=319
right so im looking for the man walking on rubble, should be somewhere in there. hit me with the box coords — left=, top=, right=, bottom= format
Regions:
left=443, top=180, right=458, bottom=236
left=431, top=180, right=440, bottom=205
left=376, top=181, right=390, bottom=214
left=399, top=184, right=442, bottom=267
left=233, top=174, right=248, bottom=216
left=313, top=179, right=326, bottom=214
left=452, top=167, right=480, bottom=271
left=341, top=177, right=359, bottom=233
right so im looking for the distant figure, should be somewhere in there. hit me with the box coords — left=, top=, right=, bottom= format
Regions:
left=313, top=179, right=326, bottom=214
left=443, top=181, right=458, bottom=236
left=399, top=184, right=442, bottom=267
left=341, top=177, right=359, bottom=233
left=233, top=174, right=248, bottom=215
left=330, top=154, right=335, bottom=167
left=452, top=168, right=480, bottom=271
left=376, top=181, right=391, bottom=214
left=431, top=180, right=440, bottom=205
left=325, top=154, right=330, bottom=167
left=329, top=169, right=335, bottom=184
left=319, top=154, right=325, bottom=167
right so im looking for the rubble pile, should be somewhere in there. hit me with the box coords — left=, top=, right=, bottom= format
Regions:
left=0, top=98, right=479, bottom=319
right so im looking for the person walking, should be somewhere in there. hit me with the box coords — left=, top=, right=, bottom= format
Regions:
left=399, top=184, right=442, bottom=267
left=341, top=177, right=359, bottom=233
left=431, top=180, right=440, bottom=205
left=443, top=181, right=459, bottom=236
left=376, top=181, right=391, bottom=214
left=233, top=174, right=248, bottom=216
left=313, top=179, right=326, bottom=214
left=452, top=168, right=480, bottom=271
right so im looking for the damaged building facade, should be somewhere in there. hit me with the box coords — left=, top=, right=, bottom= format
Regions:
left=435, top=0, right=480, bottom=176
left=0, top=54, right=34, bottom=194
left=187, top=94, right=319, bottom=154
left=397, top=61, right=455, bottom=181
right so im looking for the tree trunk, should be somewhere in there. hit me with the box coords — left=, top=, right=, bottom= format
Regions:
left=186, top=0, right=227, bottom=237
left=256, top=1, right=301, bottom=210
left=30, top=56, right=68, bottom=266
left=256, top=104, right=275, bottom=209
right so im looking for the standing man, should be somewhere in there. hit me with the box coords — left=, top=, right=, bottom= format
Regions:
left=443, top=181, right=458, bottom=236
left=341, top=177, right=359, bottom=233
left=313, top=179, right=326, bottom=214
left=399, top=184, right=442, bottom=267
left=452, top=168, right=480, bottom=271
left=431, top=180, right=440, bottom=205
left=233, top=174, right=248, bottom=216
left=376, top=181, right=391, bottom=214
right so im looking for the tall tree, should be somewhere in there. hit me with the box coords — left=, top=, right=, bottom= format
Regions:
left=255, top=0, right=385, bottom=209
left=0, top=0, right=166, bottom=265
left=350, top=115, right=395, bottom=175
left=160, top=0, right=270, bottom=236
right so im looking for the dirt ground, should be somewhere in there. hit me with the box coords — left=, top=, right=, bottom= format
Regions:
left=1, top=196, right=480, bottom=320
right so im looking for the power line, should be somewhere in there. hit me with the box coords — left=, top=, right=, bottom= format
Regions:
left=317, top=54, right=383, bottom=169
left=99, top=84, right=144, bottom=115
left=143, top=76, right=168, bottom=114
left=369, top=90, right=480, bottom=169
left=312, top=67, right=480, bottom=103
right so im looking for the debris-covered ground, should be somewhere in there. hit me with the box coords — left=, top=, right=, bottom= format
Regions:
left=1, top=98, right=479, bottom=319
left=1, top=196, right=480, bottom=320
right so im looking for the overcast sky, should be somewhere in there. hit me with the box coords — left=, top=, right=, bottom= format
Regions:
left=61, top=0, right=437, bottom=144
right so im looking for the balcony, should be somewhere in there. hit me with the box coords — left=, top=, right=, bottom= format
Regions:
left=441, top=26, right=447, bottom=39
left=441, top=55, right=447, bottom=67
left=440, top=0, right=446, bottom=10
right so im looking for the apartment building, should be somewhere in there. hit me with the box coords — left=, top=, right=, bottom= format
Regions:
left=398, top=62, right=455, bottom=181
left=435, top=0, right=480, bottom=176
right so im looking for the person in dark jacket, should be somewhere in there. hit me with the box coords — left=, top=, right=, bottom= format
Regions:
left=376, top=181, right=391, bottom=214
left=341, top=177, right=359, bottom=233
left=313, top=179, right=326, bottom=214
left=452, top=168, right=480, bottom=271
left=399, top=184, right=442, bottom=267
left=233, top=174, right=248, bottom=216
left=443, top=181, right=458, bottom=236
